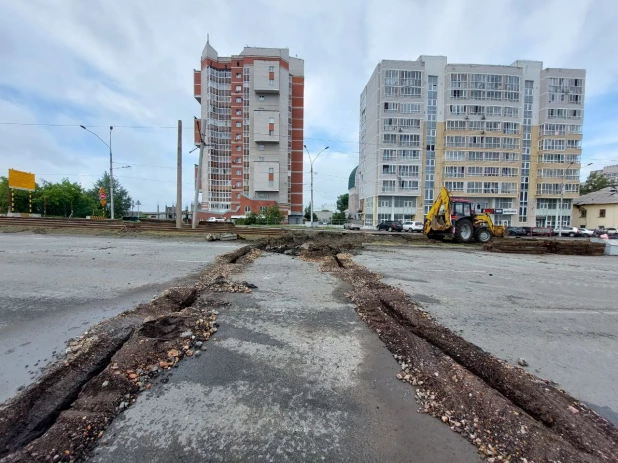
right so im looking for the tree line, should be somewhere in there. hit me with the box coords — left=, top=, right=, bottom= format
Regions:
left=0, top=172, right=132, bottom=218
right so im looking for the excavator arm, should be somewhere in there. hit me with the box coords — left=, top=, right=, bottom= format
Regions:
left=423, top=187, right=453, bottom=234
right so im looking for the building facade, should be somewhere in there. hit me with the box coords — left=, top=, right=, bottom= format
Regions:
left=573, top=187, right=618, bottom=230
left=590, top=165, right=618, bottom=184
left=357, top=56, right=585, bottom=227
left=193, top=41, right=304, bottom=223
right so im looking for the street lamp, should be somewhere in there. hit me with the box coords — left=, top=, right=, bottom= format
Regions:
left=304, top=145, right=329, bottom=227
left=557, top=161, right=592, bottom=236
left=81, top=125, right=115, bottom=219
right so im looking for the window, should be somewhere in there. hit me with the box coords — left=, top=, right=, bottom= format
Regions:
left=236, top=193, right=241, bottom=199
left=450, top=89, right=467, bottom=99
left=399, top=149, right=420, bottom=160
left=450, top=73, right=468, bottom=89
left=449, top=104, right=467, bottom=115
left=398, top=165, right=419, bottom=177
left=500, top=183, right=517, bottom=194
left=400, top=103, right=421, bottom=114
left=258, top=144, right=265, bottom=151
left=383, top=118, right=397, bottom=131
left=541, top=139, right=566, bottom=151
left=600, top=209, right=606, bottom=218
left=235, top=85, right=242, bottom=92
left=485, top=137, right=501, bottom=148
left=469, top=105, right=484, bottom=115
left=567, top=139, right=581, bottom=149
left=382, top=180, right=396, bottom=192
left=467, top=166, right=483, bottom=176
left=268, top=168, right=274, bottom=174
left=467, top=182, right=482, bottom=193
left=502, top=137, right=520, bottom=149
left=445, top=151, right=466, bottom=161
left=384, top=102, right=399, bottom=112
left=445, top=181, right=464, bottom=191
left=470, top=74, right=486, bottom=89
left=269, top=130, right=274, bottom=136
left=236, top=73, right=242, bottom=79
left=401, top=86, right=422, bottom=97
left=580, top=208, right=587, bottom=218
left=399, top=118, right=421, bottom=129
left=486, top=90, right=502, bottom=101
left=245, top=206, right=251, bottom=213
left=445, top=166, right=465, bottom=178
left=399, top=180, right=419, bottom=190
left=385, top=70, right=399, bottom=85
left=235, top=122, right=242, bottom=127
left=483, top=167, right=500, bottom=177
left=486, top=106, right=501, bottom=116
left=235, top=97, right=242, bottom=103
left=468, top=120, right=484, bottom=131
left=384, top=86, right=398, bottom=96
left=383, top=149, right=396, bottom=161
left=503, top=107, right=519, bottom=118
left=236, top=109, right=242, bottom=115
left=503, top=122, right=520, bottom=134
left=268, top=117, right=275, bottom=124
left=383, top=134, right=397, bottom=144
left=447, top=120, right=466, bottom=130
left=259, top=95, right=265, bottom=102
left=446, top=136, right=466, bottom=147
left=483, top=182, right=499, bottom=193
left=503, top=152, right=519, bottom=162
left=258, top=156, right=265, bottom=161
left=235, top=134, right=242, bottom=141
left=501, top=167, right=518, bottom=177
left=268, top=181, right=274, bottom=187
left=382, top=165, right=396, bottom=175
left=399, top=134, right=420, bottom=146
left=236, top=169, right=242, bottom=175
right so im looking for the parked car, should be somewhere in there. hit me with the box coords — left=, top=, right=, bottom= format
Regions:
left=578, top=228, right=594, bottom=237
left=207, top=217, right=226, bottom=222
left=506, top=226, right=528, bottom=236
left=377, top=220, right=403, bottom=232
left=530, top=227, right=554, bottom=236
left=553, top=226, right=581, bottom=237
left=402, top=221, right=423, bottom=233
left=595, top=228, right=618, bottom=237
left=343, top=222, right=361, bottom=230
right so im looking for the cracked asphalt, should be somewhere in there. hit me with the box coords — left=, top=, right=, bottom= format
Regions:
left=93, top=252, right=479, bottom=462
left=0, top=233, right=240, bottom=403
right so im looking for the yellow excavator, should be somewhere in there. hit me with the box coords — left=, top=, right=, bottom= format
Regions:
left=424, top=187, right=508, bottom=243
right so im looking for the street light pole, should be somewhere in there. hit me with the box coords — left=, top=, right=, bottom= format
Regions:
left=80, top=125, right=115, bottom=219
left=304, top=145, right=328, bottom=227
left=558, top=161, right=592, bottom=237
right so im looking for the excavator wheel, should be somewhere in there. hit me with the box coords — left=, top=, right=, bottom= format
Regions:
left=454, top=218, right=474, bottom=243
left=475, top=227, right=493, bottom=243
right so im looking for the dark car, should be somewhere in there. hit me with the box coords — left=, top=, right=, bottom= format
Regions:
left=377, top=220, right=403, bottom=232
left=506, top=226, right=528, bottom=236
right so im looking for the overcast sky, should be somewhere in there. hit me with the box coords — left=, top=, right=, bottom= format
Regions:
left=1, top=0, right=617, bottom=212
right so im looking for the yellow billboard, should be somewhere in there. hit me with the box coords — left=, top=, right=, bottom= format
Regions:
left=8, top=169, right=36, bottom=191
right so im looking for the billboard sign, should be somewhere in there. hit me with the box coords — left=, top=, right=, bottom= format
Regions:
left=8, top=169, right=35, bottom=191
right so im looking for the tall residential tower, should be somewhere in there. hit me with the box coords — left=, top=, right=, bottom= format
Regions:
left=193, top=42, right=305, bottom=223
left=357, top=56, right=585, bottom=227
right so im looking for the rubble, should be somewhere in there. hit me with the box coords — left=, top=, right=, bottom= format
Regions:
left=485, top=239, right=606, bottom=256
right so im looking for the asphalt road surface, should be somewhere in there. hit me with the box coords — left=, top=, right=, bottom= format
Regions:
left=93, top=253, right=479, bottom=462
left=356, top=246, right=618, bottom=426
left=0, top=232, right=239, bottom=403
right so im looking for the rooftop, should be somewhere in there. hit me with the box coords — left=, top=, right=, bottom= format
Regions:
left=573, top=187, right=618, bottom=206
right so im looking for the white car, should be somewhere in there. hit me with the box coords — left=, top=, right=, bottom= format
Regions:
left=578, top=228, right=594, bottom=237
left=402, top=221, right=424, bottom=233
left=207, top=217, right=226, bottom=222
left=553, top=226, right=580, bottom=237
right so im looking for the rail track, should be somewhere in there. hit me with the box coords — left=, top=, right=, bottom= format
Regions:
left=0, top=217, right=284, bottom=237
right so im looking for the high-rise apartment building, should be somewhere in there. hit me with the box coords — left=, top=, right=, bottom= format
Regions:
left=591, top=165, right=618, bottom=183
left=193, top=41, right=305, bottom=223
left=356, top=56, right=585, bottom=227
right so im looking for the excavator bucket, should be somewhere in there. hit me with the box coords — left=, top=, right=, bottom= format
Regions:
left=431, top=215, right=446, bottom=230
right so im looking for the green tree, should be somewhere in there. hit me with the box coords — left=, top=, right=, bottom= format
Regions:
left=303, top=205, right=317, bottom=221
left=331, top=211, right=346, bottom=224
left=336, top=193, right=349, bottom=213
left=579, top=172, right=615, bottom=195
left=0, top=176, right=34, bottom=213
left=89, top=172, right=132, bottom=218
left=264, top=205, right=284, bottom=224
left=35, top=179, right=98, bottom=217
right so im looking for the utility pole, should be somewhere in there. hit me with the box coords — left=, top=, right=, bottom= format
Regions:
left=192, top=118, right=205, bottom=229
left=304, top=145, right=329, bottom=227
left=176, top=120, right=182, bottom=229
left=109, top=126, right=114, bottom=219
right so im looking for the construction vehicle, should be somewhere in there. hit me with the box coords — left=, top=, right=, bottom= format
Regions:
left=423, top=187, right=507, bottom=243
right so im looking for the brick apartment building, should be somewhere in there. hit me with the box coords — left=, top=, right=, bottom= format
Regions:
left=354, top=56, right=585, bottom=228
left=193, top=41, right=305, bottom=223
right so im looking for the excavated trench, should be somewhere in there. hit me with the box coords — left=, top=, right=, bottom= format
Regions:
left=0, top=247, right=257, bottom=463
left=2, top=233, right=616, bottom=462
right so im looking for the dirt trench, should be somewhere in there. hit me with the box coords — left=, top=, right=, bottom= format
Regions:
left=259, top=234, right=618, bottom=462
left=0, top=247, right=260, bottom=463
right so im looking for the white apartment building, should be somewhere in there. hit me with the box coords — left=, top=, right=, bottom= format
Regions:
left=357, top=56, right=585, bottom=227
left=591, top=165, right=618, bottom=183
